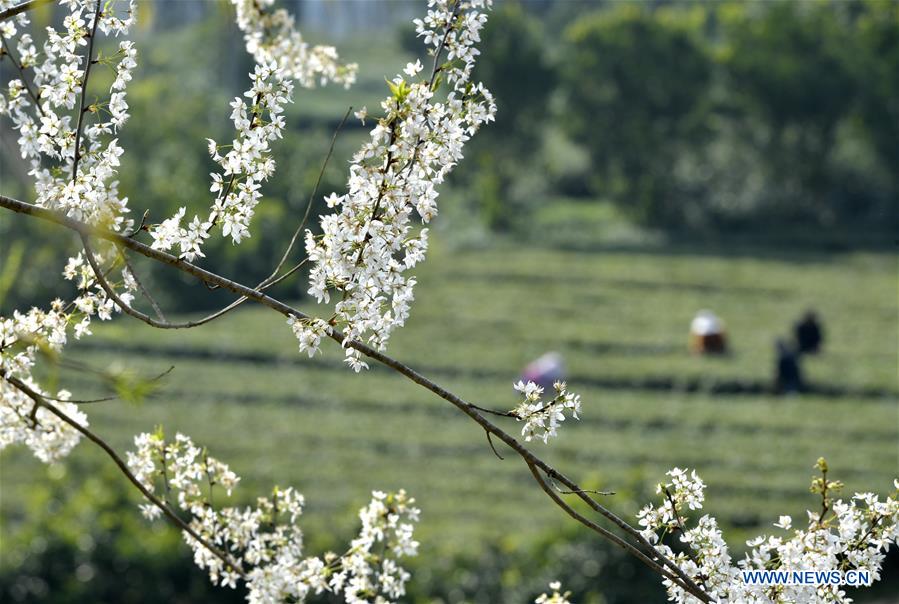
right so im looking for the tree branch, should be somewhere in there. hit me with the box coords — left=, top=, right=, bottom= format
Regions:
left=80, top=234, right=230, bottom=330
left=0, top=0, right=52, bottom=23
left=0, top=370, right=247, bottom=579
left=0, top=193, right=708, bottom=601
left=526, top=463, right=698, bottom=597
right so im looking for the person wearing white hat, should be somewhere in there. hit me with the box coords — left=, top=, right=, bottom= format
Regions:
left=689, top=310, right=728, bottom=354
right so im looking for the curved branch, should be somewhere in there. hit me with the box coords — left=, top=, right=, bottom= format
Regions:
left=81, top=234, right=222, bottom=330
left=526, top=463, right=693, bottom=596
left=0, top=371, right=247, bottom=579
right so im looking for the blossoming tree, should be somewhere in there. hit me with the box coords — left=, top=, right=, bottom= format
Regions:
left=1, top=1, right=897, bottom=602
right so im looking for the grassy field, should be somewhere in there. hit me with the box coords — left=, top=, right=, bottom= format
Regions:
left=2, top=236, right=897, bottom=566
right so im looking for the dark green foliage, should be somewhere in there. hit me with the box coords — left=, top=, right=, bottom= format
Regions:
left=456, top=2, right=556, bottom=230
left=473, top=3, right=555, bottom=144
left=852, top=1, right=899, bottom=189
left=560, top=6, right=712, bottom=226
left=557, top=1, right=898, bottom=235
left=716, top=1, right=896, bottom=230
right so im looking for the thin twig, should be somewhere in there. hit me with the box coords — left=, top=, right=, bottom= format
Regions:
left=48, top=363, right=173, bottom=405
left=527, top=463, right=700, bottom=597
left=428, top=0, right=462, bottom=85
left=0, top=33, right=44, bottom=114
left=126, top=209, right=150, bottom=238
left=43, top=393, right=117, bottom=404
left=556, top=484, right=616, bottom=497
left=71, top=0, right=102, bottom=183
left=260, top=105, right=352, bottom=289
left=469, top=403, right=517, bottom=418
left=260, top=257, right=308, bottom=290
left=485, top=430, right=504, bottom=460
left=120, top=252, right=167, bottom=322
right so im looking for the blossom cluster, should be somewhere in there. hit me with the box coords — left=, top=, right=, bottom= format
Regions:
left=148, top=0, right=360, bottom=261
left=149, top=63, right=294, bottom=259
left=636, top=467, right=705, bottom=535
left=1, top=0, right=136, bottom=227
left=287, top=315, right=333, bottom=358
left=2, top=2, right=416, bottom=601
left=0, top=266, right=132, bottom=462
left=637, top=466, right=899, bottom=603
left=296, top=0, right=496, bottom=370
left=230, top=0, right=357, bottom=89
left=0, top=0, right=140, bottom=462
left=127, top=431, right=420, bottom=603
left=0, top=380, right=86, bottom=463
left=0, top=302, right=87, bottom=461
left=511, top=380, right=582, bottom=444
left=0, top=0, right=350, bottom=463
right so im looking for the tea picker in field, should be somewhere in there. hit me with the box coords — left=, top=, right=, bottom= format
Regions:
left=795, top=309, right=824, bottom=354
left=689, top=309, right=728, bottom=354
left=774, top=338, right=804, bottom=394
left=520, top=352, right=565, bottom=392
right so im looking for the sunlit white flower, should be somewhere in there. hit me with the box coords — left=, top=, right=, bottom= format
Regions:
left=512, top=380, right=581, bottom=443
left=300, top=0, right=496, bottom=361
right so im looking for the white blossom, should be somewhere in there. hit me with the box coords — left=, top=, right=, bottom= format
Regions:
left=0, top=0, right=138, bottom=463
left=511, top=380, right=581, bottom=443
left=150, top=63, right=292, bottom=257
left=126, top=432, right=419, bottom=603
left=300, top=0, right=496, bottom=361
left=230, top=0, right=357, bottom=89
left=637, top=466, right=899, bottom=604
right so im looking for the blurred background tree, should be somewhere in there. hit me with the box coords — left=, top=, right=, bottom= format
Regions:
left=463, top=2, right=555, bottom=231
left=715, top=0, right=896, bottom=233
left=559, top=4, right=712, bottom=227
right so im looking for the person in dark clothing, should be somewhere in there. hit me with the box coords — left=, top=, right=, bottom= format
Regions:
left=795, top=310, right=824, bottom=355
left=775, top=339, right=803, bottom=394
